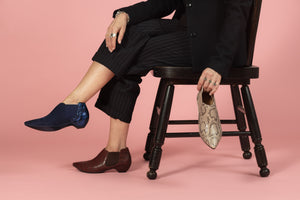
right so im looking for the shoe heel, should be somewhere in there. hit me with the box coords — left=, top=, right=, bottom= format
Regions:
left=115, top=163, right=131, bottom=173
left=73, top=118, right=89, bottom=129
left=72, top=103, right=89, bottom=129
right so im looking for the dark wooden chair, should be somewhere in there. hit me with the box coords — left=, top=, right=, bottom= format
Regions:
left=143, top=0, right=270, bottom=180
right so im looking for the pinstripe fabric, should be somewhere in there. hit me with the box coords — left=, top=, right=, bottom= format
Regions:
left=93, top=19, right=193, bottom=123
left=92, top=19, right=191, bottom=76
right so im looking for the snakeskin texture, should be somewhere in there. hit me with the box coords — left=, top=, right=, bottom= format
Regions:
left=197, top=89, right=222, bottom=149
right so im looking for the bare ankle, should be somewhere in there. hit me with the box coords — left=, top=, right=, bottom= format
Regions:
left=105, top=145, right=126, bottom=152
left=63, top=99, right=79, bottom=105
left=63, top=94, right=81, bottom=105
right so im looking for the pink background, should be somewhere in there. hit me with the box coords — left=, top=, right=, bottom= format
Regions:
left=1, top=0, right=300, bottom=199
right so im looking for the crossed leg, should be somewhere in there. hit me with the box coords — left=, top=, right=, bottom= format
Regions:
left=63, top=61, right=114, bottom=105
left=62, top=61, right=129, bottom=152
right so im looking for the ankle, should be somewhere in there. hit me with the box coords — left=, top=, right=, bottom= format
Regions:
left=63, top=100, right=79, bottom=105
left=63, top=94, right=81, bottom=105
left=105, top=145, right=126, bottom=152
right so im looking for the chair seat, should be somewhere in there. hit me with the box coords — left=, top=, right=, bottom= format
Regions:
left=152, top=66, right=259, bottom=85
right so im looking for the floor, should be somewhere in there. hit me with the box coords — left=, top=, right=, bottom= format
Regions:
left=1, top=124, right=299, bottom=200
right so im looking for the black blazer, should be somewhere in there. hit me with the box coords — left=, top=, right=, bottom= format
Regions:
left=113, top=0, right=253, bottom=77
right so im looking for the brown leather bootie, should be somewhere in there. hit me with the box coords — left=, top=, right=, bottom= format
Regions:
left=72, top=147, right=131, bottom=173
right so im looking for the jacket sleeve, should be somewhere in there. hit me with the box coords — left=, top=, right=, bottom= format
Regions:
left=112, top=0, right=180, bottom=25
left=207, top=0, right=253, bottom=77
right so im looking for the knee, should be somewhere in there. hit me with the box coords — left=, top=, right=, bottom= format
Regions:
left=129, top=19, right=161, bottom=34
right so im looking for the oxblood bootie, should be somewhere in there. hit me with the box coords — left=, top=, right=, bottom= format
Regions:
left=24, top=102, right=89, bottom=131
left=72, top=148, right=132, bottom=173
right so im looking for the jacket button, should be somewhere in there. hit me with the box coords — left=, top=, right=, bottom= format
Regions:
left=185, top=3, right=192, bottom=7
left=190, top=32, right=197, bottom=37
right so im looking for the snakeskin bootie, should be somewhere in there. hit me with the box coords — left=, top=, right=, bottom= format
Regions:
left=197, top=89, right=222, bottom=149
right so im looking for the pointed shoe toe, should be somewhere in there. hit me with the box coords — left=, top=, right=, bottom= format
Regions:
left=197, top=89, right=222, bottom=149
left=72, top=162, right=89, bottom=173
left=24, top=120, right=37, bottom=129
left=24, top=102, right=89, bottom=132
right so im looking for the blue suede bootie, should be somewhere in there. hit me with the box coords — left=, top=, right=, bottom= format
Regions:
left=24, top=102, right=89, bottom=131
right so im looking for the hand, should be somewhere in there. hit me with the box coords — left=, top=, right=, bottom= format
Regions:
left=105, top=12, right=129, bottom=52
left=197, top=67, right=222, bottom=96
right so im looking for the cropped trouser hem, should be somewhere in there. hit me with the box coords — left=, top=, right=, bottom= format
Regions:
left=94, top=77, right=141, bottom=124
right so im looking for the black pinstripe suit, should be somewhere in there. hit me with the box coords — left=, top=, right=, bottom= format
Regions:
left=92, top=0, right=253, bottom=123
left=114, top=0, right=253, bottom=77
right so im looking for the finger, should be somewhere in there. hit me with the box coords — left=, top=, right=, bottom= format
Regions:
left=209, top=76, right=221, bottom=95
left=209, top=84, right=220, bottom=96
left=118, top=25, right=126, bottom=44
left=105, top=22, right=114, bottom=49
left=105, top=29, right=112, bottom=51
left=198, top=69, right=211, bottom=91
left=206, top=77, right=215, bottom=92
left=105, top=32, right=110, bottom=48
left=108, top=31, right=114, bottom=52
left=107, top=25, right=116, bottom=52
left=110, top=26, right=120, bottom=52
left=207, top=78, right=216, bottom=92
left=197, top=75, right=206, bottom=91
left=106, top=35, right=112, bottom=49
left=201, top=69, right=215, bottom=91
left=111, top=34, right=117, bottom=52
left=202, top=76, right=211, bottom=92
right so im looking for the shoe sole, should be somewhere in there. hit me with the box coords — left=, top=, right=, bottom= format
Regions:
left=25, top=123, right=87, bottom=132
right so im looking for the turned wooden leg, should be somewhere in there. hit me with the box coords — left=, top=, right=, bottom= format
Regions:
left=241, top=85, right=270, bottom=177
left=231, top=85, right=252, bottom=159
left=144, top=79, right=168, bottom=161
left=147, top=83, right=174, bottom=180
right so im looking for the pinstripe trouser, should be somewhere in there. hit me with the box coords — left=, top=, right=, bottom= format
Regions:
left=92, top=19, right=192, bottom=123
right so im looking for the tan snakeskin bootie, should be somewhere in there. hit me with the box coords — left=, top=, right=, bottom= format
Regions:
left=197, top=89, right=222, bottom=149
